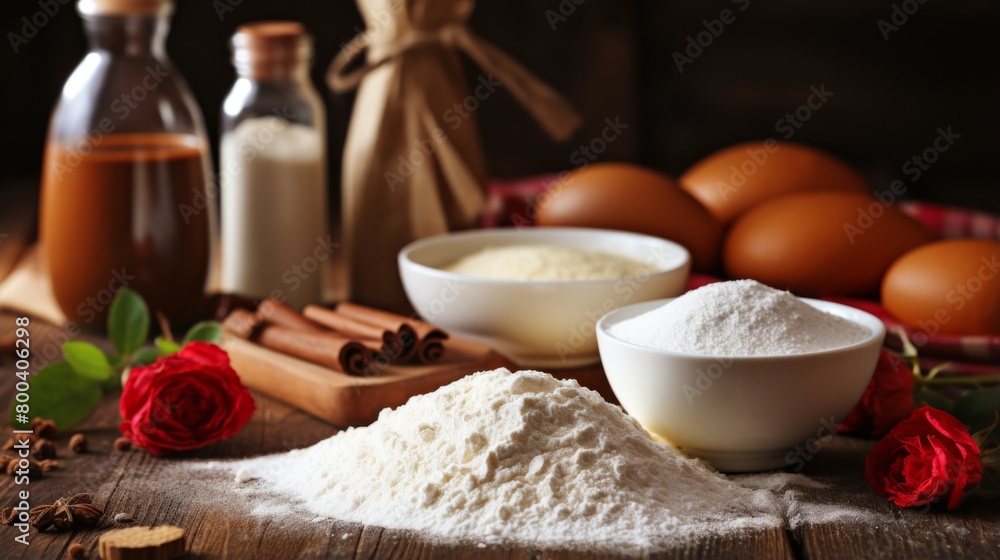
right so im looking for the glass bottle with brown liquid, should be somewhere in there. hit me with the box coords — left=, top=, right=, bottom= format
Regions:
left=41, top=0, right=214, bottom=325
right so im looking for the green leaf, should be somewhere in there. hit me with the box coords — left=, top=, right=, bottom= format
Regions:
left=132, top=347, right=161, bottom=367
left=62, top=342, right=112, bottom=381
left=914, top=386, right=954, bottom=412
left=981, top=472, right=1000, bottom=492
left=953, top=386, right=1000, bottom=434
left=107, top=353, right=125, bottom=369
left=108, top=288, right=149, bottom=355
left=8, top=362, right=102, bottom=429
left=101, top=371, right=123, bottom=393
left=155, top=337, right=181, bottom=356
left=183, top=321, right=222, bottom=345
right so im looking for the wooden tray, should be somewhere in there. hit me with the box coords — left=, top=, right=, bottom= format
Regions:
left=222, top=333, right=513, bottom=427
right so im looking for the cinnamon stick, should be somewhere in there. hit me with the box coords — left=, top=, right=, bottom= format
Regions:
left=223, top=309, right=374, bottom=376
left=336, top=302, right=449, bottom=364
left=414, top=329, right=449, bottom=365
left=303, top=305, right=389, bottom=341
left=334, top=303, right=418, bottom=361
left=231, top=301, right=450, bottom=369
left=303, top=305, right=415, bottom=362
left=262, top=328, right=372, bottom=376
left=260, top=300, right=385, bottom=357
left=258, top=298, right=325, bottom=332
left=221, top=308, right=262, bottom=340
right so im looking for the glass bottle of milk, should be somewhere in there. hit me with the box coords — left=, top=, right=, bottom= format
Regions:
left=220, top=22, right=328, bottom=309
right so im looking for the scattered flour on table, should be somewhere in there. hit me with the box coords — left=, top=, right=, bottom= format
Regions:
left=608, top=279, right=872, bottom=356
left=733, top=472, right=830, bottom=492
left=230, top=368, right=779, bottom=553
left=130, top=428, right=940, bottom=552
left=733, top=472, right=874, bottom=529
left=234, top=467, right=255, bottom=483
left=443, top=244, right=647, bottom=281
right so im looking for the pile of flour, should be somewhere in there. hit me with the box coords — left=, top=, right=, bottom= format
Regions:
left=608, top=280, right=871, bottom=356
left=444, top=244, right=645, bottom=281
left=234, top=368, right=777, bottom=553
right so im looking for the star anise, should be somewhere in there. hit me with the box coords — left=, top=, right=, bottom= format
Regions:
left=29, top=493, right=103, bottom=532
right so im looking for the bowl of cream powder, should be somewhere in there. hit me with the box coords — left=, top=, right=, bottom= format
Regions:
left=597, top=279, right=885, bottom=472
left=399, top=227, right=690, bottom=367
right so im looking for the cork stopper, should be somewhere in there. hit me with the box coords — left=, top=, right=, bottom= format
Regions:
left=78, top=0, right=171, bottom=16
left=232, top=22, right=312, bottom=81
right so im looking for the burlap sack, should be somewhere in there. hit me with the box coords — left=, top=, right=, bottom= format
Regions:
left=329, top=0, right=581, bottom=311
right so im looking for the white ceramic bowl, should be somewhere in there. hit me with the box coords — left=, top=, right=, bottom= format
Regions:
left=597, top=298, right=885, bottom=472
left=399, top=227, right=690, bottom=368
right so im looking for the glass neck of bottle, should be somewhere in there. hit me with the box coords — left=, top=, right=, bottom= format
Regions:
left=84, top=14, right=167, bottom=58
left=235, top=59, right=311, bottom=85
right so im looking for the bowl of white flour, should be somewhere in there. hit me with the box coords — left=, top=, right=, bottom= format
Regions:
left=399, top=227, right=690, bottom=367
left=596, top=280, right=885, bottom=472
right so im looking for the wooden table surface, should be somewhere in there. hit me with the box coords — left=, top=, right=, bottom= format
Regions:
left=0, top=316, right=998, bottom=560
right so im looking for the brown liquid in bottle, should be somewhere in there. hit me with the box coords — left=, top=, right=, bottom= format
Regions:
left=41, top=133, right=211, bottom=325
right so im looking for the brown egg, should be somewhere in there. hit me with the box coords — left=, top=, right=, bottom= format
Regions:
left=679, top=141, right=870, bottom=224
left=882, top=239, right=1000, bottom=336
left=724, top=191, right=935, bottom=297
left=535, top=163, right=723, bottom=271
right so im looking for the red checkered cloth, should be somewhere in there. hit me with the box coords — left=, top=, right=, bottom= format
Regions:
left=484, top=177, right=1000, bottom=240
left=838, top=201, right=1000, bottom=370
left=483, top=175, right=557, bottom=228
left=899, top=201, right=1000, bottom=241
left=824, top=297, right=1000, bottom=373
left=483, top=178, right=1000, bottom=370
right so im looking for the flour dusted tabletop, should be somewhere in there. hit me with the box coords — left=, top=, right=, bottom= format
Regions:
left=0, top=317, right=997, bottom=560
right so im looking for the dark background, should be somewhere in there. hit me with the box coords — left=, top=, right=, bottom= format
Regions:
left=1, top=0, right=998, bottom=219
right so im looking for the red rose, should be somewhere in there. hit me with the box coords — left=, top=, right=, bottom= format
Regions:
left=838, top=350, right=915, bottom=437
left=865, top=406, right=983, bottom=510
left=120, top=342, right=255, bottom=455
